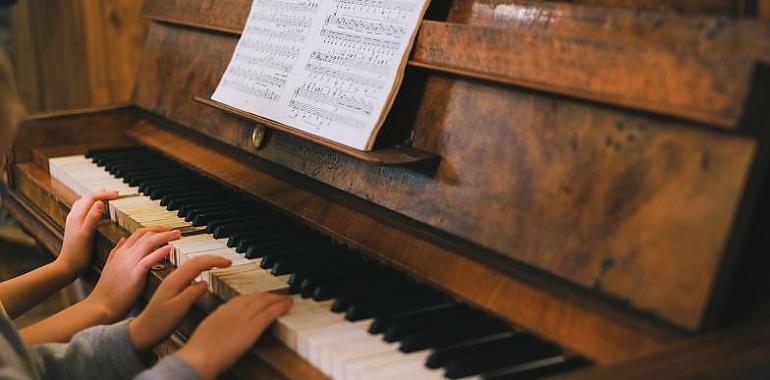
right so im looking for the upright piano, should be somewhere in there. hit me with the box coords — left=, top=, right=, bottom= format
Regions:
left=5, top=1, right=770, bottom=379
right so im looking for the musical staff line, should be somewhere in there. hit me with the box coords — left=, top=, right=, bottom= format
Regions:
left=212, top=0, right=428, bottom=150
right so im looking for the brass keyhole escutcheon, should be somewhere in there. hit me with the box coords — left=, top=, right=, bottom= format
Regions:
left=252, top=125, right=266, bottom=149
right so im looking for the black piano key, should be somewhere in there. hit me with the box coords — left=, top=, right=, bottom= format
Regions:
left=221, top=226, right=290, bottom=242
left=205, top=214, right=283, bottom=233
left=381, top=309, right=481, bottom=342
left=131, top=174, right=206, bottom=188
left=238, top=236, right=289, bottom=253
left=225, top=225, right=310, bottom=244
left=166, top=194, right=231, bottom=210
left=426, top=333, right=520, bottom=368
left=192, top=210, right=266, bottom=226
left=245, top=236, right=330, bottom=258
left=481, top=356, right=589, bottom=380
left=288, top=262, right=379, bottom=293
left=178, top=200, right=245, bottom=218
left=140, top=177, right=211, bottom=194
left=92, top=153, right=159, bottom=166
left=149, top=183, right=223, bottom=200
left=102, top=158, right=166, bottom=170
left=86, top=147, right=145, bottom=159
left=92, top=149, right=157, bottom=160
left=270, top=252, right=361, bottom=275
left=345, top=290, right=449, bottom=321
left=261, top=248, right=344, bottom=270
left=311, top=273, right=408, bottom=301
left=399, top=319, right=510, bottom=353
left=162, top=192, right=223, bottom=207
left=206, top=213, right=289, bottom=231
left=332, top=282, right=420, bottom=313
left=237, top=232, right=322, bottom=254
left=184, top=203, right=266, bottom=222
left=113, top=165, right=184, bottom=178
left=152, top=185, right=222, bottom=201
left=119, top=168, right=189, bottom=181
left=442, top=336, right=562, bottom=379
left=368, top=303, right=462, bottom=334
left=293, top=262, right=382, bottom=289
left=214, top=219, right=297, bottom=238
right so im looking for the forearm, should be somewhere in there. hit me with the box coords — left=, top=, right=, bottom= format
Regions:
left=0, top=261, right=77, bottom=319
left=20, top=298, right=111, bottom=345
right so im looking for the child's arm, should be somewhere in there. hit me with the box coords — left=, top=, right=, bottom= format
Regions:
left=0, top=191, right=118, bottom=319
left=127, top=256, right=292, bottom=380
left=20, top=227, right=181, bottom=345
left=25, top=256, right=235, bottom=380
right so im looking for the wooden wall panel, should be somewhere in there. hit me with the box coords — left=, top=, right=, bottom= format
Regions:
left=9, top=0, right=147, bottom=112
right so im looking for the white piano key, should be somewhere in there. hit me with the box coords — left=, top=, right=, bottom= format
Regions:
left=328, top=336, right=400, bottom=380
left=359, top=353, right=439, bottom=380
left=345, top=350, right=431, bottom=380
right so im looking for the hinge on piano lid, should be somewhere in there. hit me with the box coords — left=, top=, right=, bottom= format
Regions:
left=251, top=124, right=266, bottom=149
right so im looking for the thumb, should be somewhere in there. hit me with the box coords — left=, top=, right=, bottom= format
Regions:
left=82, top=201, right=104, bottom=233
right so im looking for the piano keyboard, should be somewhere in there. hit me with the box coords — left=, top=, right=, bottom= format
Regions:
left=50, top=147, right=589, bottom=380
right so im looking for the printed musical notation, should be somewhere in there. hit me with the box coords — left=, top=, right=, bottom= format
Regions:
left=212, top=0, right=430, bottom=151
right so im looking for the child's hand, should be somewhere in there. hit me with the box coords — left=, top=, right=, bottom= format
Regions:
left=128, top=255, right=232, bottom=353
left=176, top=292, right=293, bottom=380
left=84, top=227, right=181, bottom=322
left=58, top=190, right=119, bottom=275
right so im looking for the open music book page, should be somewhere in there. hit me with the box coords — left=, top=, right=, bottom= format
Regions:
left=211, top=0, right=431, bottom=151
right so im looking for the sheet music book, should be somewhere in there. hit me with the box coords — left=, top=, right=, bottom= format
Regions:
left=211, top=0, right=431, bottom=151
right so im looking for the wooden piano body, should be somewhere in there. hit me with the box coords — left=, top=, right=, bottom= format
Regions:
left=5, top=0, right=770, bottom=378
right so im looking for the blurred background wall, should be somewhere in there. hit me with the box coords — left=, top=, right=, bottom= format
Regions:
left=9, top=0, right=146, bottom=113
left=0, top=0, right=146, bottom=326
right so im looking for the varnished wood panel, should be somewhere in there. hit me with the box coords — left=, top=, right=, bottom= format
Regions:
left=413, top=21, right=756, bottom=129
left=142, top=0, right=765, bottom=36
left=446, top=2, right=770, bottom=59
left=11, top=104, right=136, bottom=166
left=141, top=0, right=770, bottom=129
left=132, top=20, right=763, bottom=330
left=9, top=0, right=147, bottom=112
left=553, top=317, right=770, bottom=379
left=10, top=159, right=770, bottom=380
left=127, top=120, right=679, bottom=364
left=522, top=0, right=752, bottom=16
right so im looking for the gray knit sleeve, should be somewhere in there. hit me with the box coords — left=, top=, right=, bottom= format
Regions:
left=27, top=319, right=200, bottom=380
left=135, top=355, right=200, bottom=380
left=27, top=319, right=147, bottom=380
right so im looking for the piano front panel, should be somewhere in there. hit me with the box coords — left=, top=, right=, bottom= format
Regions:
left=8, top=115, right=680, bottom=366
left=131, top=8, right=764, bottom=330
left=37, top=146, right=596, bottom=380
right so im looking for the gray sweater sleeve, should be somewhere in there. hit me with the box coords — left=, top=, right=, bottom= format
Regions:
left=27, top=320, right=199, bottom=380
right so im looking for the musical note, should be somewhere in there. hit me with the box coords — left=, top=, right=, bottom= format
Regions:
left=212, top=0, right=429, bottom=150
